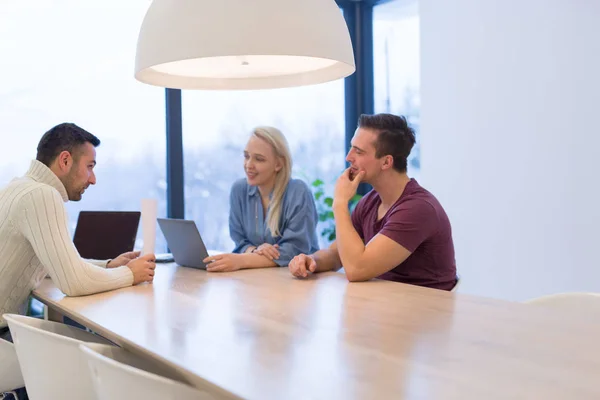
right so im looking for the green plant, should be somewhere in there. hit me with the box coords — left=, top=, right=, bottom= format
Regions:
left=311, top=178, right=363, bottom=242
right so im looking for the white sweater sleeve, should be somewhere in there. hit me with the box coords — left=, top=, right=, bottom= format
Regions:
left=13, top=186, right=133, bottom=296
left=87, top=259, right=110, bottom=268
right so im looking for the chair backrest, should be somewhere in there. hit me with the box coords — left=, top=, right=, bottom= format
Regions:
left=80, top=343, right=216, bottom=400
left=524, top=292, right=600, bottom=317
left=0, top=337, right=25, bottom=392
left=3, top=314, right=112, bottom=400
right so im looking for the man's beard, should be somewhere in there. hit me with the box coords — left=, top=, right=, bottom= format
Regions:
left=63, top=171, right=86, bottom=202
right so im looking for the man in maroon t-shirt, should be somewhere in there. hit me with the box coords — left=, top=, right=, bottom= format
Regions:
left=289, top=113, right=457, bottom=290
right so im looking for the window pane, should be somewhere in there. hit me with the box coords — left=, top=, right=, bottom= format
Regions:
left=0, top=1, right=168, bottom=251
left=183, top=82, right=345, bottom=251
left=374, top=0, right=421, bottom=179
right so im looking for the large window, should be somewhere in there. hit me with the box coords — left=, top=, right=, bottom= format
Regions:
left=182, top=82, right=345, bottom=251
left=0, top=1, right=168, bottom=251
left=374, top=0, right=421, bottom=179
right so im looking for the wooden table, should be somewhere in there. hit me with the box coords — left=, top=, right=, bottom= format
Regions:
left=33, top=264, right=600, bottom=400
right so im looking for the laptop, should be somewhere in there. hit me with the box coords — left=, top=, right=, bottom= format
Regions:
left=157, top=218, right=211, bottom=269
left=73, top=211, right=141, bottom=260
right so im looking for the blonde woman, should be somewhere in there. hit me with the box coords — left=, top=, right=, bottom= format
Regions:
left=203, top=126, right=319, bottom=272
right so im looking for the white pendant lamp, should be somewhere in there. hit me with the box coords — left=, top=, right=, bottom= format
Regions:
left=134, top=0, right=356, bottom=90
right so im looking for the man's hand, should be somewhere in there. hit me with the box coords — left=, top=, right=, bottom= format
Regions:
left=107, top=251, right=140, bottom=268
left=254, top=243, right=280, bottom=260
left=334, top=168, right=366, bottom=206
left=126, top=253, right=156, bottom=285
left=203, top=253, right=243, bottom=272
left=289, top=254, right=317, bottom=278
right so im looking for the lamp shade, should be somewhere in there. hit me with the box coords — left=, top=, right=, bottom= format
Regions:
left=134, top=0, right=355, bottom=90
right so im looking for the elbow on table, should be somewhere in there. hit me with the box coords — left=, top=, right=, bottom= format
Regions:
left=343, top=264, right=370, bottom=283
left=58, top=285, right=87, bottom=297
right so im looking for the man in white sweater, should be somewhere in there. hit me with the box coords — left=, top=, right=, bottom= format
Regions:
left=0, top=123, right=156, bottom=334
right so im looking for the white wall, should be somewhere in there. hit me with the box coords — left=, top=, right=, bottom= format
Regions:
left=420, top=0, right=600, bottom=301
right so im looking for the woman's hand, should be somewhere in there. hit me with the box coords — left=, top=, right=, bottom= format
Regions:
left=203, top=253, right=243, bottom=272
left=254, top=243, right=280, bottom=261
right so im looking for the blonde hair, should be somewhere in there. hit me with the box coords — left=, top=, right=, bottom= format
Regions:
left=252, top=126, right=292, bottom=238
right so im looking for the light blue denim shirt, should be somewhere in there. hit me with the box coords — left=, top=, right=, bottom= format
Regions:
left=229, top=178, right=319, bottom=266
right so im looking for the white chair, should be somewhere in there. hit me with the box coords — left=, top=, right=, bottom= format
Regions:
left=0, top=337, right=25, bottom=393
left=524, top=292, right=600, bottom=316
left=80, top=343, right=215, bottom=400
left=3, top=314, right=113, bottom=400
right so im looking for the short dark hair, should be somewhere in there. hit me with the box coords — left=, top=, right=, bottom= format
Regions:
left=358, top=113, right=416, bottom=173
left=36, top=123, right=100, bottom=166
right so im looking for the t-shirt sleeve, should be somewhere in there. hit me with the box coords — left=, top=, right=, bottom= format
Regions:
left=378, top=199, right=438, bottom=253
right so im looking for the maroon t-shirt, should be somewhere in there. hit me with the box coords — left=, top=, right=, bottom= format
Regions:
left=351, top=179, right=457, bottom=290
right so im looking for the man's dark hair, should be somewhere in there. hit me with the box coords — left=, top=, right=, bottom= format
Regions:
left=36, top=123, right=100, bottom=167
left=358, top=113, right=416, bottom=173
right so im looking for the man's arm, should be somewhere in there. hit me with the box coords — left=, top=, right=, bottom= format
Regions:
left=334, top=194, right=440, bottom=282
left=334, top=203, right=412, bottom=282
left=13, top=187, right=133, bottom=296
left=288, top=240, right=342, bottom=278
left=312, top=240, right=342, bottom=272
left=87, top=259, right=110, bottom=268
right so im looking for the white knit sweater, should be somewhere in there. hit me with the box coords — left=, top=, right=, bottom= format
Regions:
left=0, top=160, right=133, bottom=327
